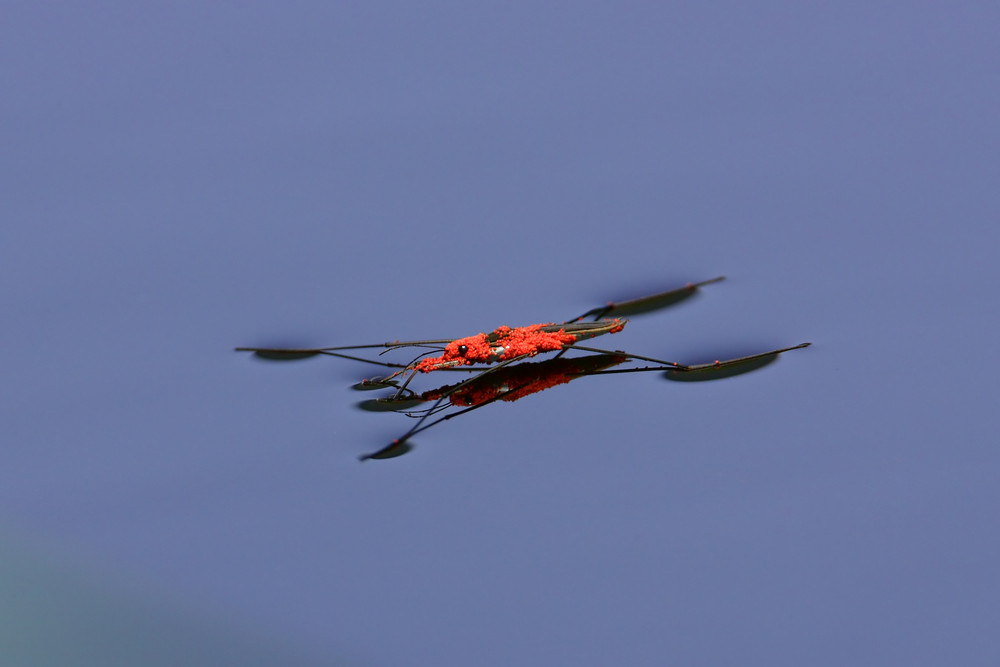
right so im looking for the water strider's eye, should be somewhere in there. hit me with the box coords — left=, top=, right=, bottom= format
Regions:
left=457, top=344, right=468, bottom=356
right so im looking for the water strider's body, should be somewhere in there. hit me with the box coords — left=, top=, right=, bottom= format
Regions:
left=415, top=319, right=626, bottom=372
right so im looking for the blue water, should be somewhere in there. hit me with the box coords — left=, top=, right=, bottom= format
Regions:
left=3, top=4, right=999, bottom=665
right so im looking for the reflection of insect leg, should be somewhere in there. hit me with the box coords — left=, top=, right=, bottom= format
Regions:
left=358, top=399, right=499, bottom=461
left=359, top=353, right=532, bottom=461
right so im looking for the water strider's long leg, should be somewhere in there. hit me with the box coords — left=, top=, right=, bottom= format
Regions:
left=314, top=349, right=421, bottom=369
left=548, top=277, right=726, bottom=360
left=235, top=339, right=454, bottom=360
left=567, top=342, right=812, bottom=375
left=566, top=276, right=726, bottom=323
left=389, top=357, right=433, bottom=399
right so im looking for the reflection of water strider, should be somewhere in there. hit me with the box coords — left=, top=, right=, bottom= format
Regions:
left=236, top=277, right=811, bottom=461
left=354, top=353, right=630, bottom=460
left=420, top=353, right=630, bottom=406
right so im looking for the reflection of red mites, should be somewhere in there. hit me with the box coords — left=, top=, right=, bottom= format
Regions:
left=420, top=354, right=629, bottom=408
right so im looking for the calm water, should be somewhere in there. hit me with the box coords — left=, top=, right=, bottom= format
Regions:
left=4, top=4, right=999, bottom=665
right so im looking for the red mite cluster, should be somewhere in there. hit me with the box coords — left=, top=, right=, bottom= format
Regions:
left=415, top=322, right=624, bottom=373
